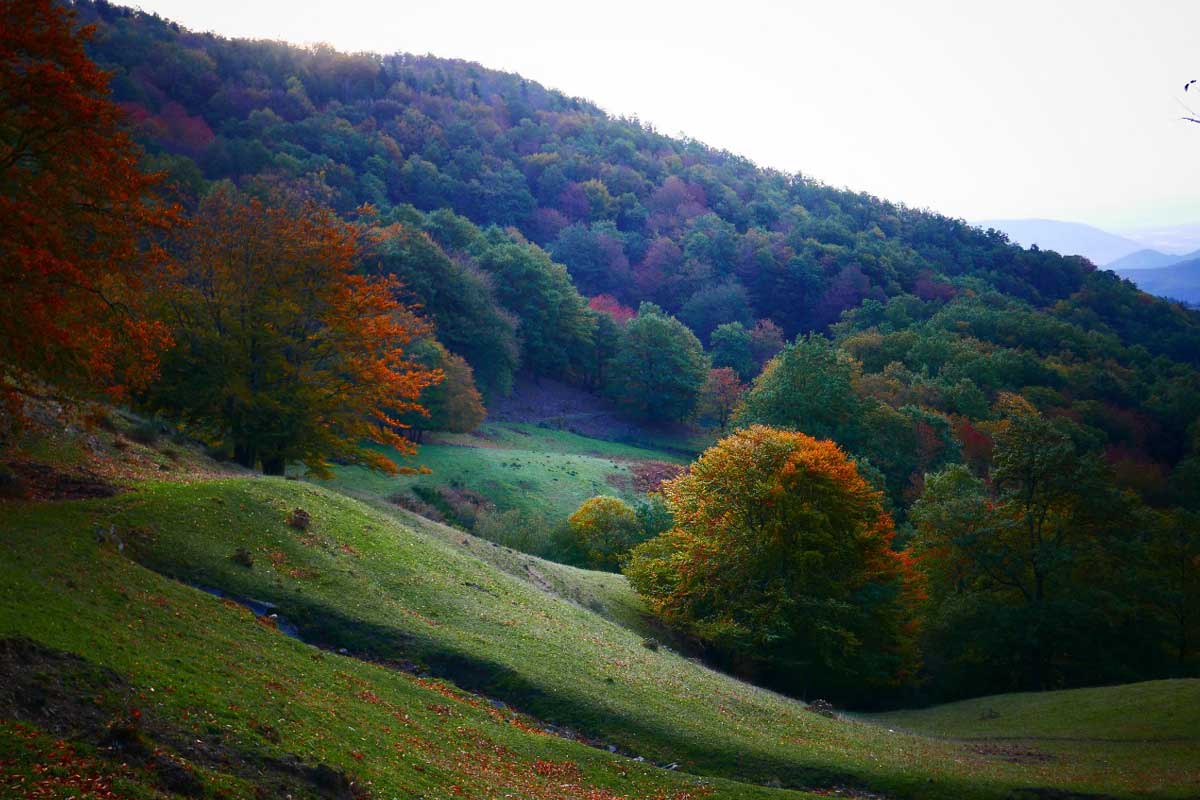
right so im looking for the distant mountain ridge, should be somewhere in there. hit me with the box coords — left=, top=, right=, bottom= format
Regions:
left=1107, top=247, right=1200, bottom=271
left=973, top=218, right=1144, bottom=265
left=1114, top=257, right=1200, bottom=306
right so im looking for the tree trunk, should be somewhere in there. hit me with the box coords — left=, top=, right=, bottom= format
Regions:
left=233, top=441, right=257, bottom=470
left=261, top=454, right=286, bottom=476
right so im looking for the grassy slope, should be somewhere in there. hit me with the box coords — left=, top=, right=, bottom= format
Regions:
left=326, top=422, right=687, bottom=521
left=3, top=477, right=1196, bottom=799
left=872, top=680, right=1200, bottom=741
left=0, top=486, right=783, bottom=800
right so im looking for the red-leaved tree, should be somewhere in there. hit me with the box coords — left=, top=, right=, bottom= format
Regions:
left=0, top=0, right=176, bottom=407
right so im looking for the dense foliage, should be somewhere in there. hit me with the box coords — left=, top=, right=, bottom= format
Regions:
left=0, top=0, right=175, bottom=407
left=565, top=495, right=645, bottom=571
left=910, top=401, right=1200, bottom=697
left=147, top=188, right=440, bottom=476
left=626, top=426, right=921, bottom=700
left=396, top=339, right=486, bottom=440
left=604, top=304, right=709, bottom=423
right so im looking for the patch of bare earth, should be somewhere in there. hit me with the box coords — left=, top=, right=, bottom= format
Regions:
left=607, top=460, right=685, bottom=494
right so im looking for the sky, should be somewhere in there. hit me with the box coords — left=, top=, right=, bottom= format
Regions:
left=129, top=0, right=1200, bottom=232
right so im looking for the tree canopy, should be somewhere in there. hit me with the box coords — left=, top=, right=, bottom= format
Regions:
left=0, top=0, right=175, bottom=406
left=626, top=425, right=921, bottom=699
left=605, top=304, right=709, bottom=423
left=147, top=188, right=440, bottom=476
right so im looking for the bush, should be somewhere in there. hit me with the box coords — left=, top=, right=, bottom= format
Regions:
left=567, top=496, right=644, bottom=571
left=473, top=508, right=551, bottom=555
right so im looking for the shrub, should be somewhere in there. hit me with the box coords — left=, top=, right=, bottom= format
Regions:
left=567, top=496, right=644, bottom=571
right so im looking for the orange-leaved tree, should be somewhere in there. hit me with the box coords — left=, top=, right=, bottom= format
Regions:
left=625, top=425, right=922, bottom=699
left=147, top=188, right=441, bottom=477
left=0, top=0, right=175, bottom=407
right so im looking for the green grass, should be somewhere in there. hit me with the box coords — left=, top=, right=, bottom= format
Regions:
left=4, top=477, right=1196, bottom=798
left=325, top=422, right=686, bottom=523
left=0, top=484, right=786, bottom=800
left=871, top=680, right=1200, bottom=741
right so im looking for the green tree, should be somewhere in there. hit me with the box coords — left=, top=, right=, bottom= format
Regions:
left=475, top=235, right=596, bottom=381
left=605, top=304, right=709, bottom=423
left=679, top=280, right=754, bottom=343
left=911, top=405, right=1146, bottom=696
left=365, top=223, right=518, bottom=397
left=736, top=335, right=863, bottom=442
left=709, top=321, right=757, bottom=380
left=398, top=339, right=486, bottom=441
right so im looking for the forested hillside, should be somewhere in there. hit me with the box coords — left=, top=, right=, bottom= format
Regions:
left=4, top=0, right=1198, bottom=716
left=76, top=0, right=1194, bottom=345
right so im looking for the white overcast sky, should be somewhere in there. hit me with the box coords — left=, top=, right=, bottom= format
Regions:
left=128, top=0, right=1200, bottom=231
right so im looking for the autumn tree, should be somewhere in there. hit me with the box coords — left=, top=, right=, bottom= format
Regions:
left=696, top=368, right=744, bottom=431
left=0, top=0, right=175, bottom=406
left=148, top=188, right=440, bottom=476
left=567, top=495, right=645, bottom=571
left=588, top=294, right=636, bottom=325
left=625, top=426, right=921, bottom=699
left=605, top=304, right=709, bottom=423
left=749, top=319, right=786, bottom=367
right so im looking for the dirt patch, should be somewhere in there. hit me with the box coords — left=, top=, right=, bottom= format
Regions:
left=0, top=637, right=369, bottom=799
left=1006, top=790, right=1121, bottom=800
left=971, top=743, right=1056, bottom=764
left=2, top=459, right=117, bottom=501
left=626, top=461, right=685, bottom=493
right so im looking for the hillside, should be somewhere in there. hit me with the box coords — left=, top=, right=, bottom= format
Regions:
left=3, top=470, right=1197, bottom=799
left=75, top=0, right=1132, bottom=331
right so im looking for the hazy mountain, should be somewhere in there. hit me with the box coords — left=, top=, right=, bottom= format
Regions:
left=1114, top=257, right=1200, bottom=305
left=974, top=218, right=1144, bottom=265
left=1106, top=247, right=1200, bottom=271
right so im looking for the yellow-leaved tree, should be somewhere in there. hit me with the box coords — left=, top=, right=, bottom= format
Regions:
left=625, top=425, right=922, bottom=699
